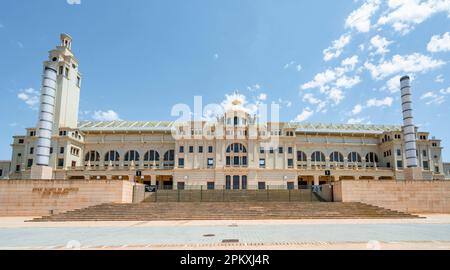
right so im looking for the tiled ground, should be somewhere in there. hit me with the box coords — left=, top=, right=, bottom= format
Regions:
left=0, top=217, right=450, bottom=249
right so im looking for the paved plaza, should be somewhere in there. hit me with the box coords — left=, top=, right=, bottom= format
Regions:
left=0, top=216, right=450, bottom=250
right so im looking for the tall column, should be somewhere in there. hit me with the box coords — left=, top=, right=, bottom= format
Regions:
left=31, top=62, right=58, bottom=180
left=400, top=76, right=423, bottom=180
left=400, top=76, right=418, bottom=168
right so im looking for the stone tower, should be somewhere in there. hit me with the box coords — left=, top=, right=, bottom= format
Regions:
left=31, top=34, right=81, bottom=179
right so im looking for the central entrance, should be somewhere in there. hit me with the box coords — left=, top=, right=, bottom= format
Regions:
left=156, top=175, right=173, bottom=190
left=225, top=175, right=248, bottom=190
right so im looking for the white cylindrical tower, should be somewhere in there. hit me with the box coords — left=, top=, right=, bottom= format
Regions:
left=35, top=63, right=58, bottom=166
left=400, top=75, right=418, bottom=168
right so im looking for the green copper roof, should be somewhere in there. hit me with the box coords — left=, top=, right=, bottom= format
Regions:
left=78, top=120, right=401, bottom=134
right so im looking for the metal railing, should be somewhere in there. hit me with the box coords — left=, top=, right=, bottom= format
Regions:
left=145, top=185, right=326, bottom=203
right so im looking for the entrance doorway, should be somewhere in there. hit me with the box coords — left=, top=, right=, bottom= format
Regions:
left=156, top=175, right=173, bottom=190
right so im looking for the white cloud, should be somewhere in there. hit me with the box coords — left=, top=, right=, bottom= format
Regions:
left=294, top=108, right=314, bottom=122
left=341, top=55, right=359, bottom=70
left=427, top=32, right=450, bottom=52
left=420, top=91, right=445, bottom=105
left=247, top=84, right=261, bottom=92
left=93, top=110, right=121, bottom=121
left=257, top=93, right=267, bottom=101
left=302, top=93, right=322, bottom=105
left=377, top=0, right=450, bottom=35
left=369, top=35, right=393, bottom=55
left=278, top=98, right=292, bottom=108
left=364, top=53, right=446, bottom=80
left=67, top=0, right=81, bottom=4
left=284, top=61, right=295, bottom=69
left=335, top=75, right=361, bottom=89
left=435, top=74, right=444, bottom=83
left=213, top=53, right=219, bottom=60
left=345, top=0, right=381, bottom=33
left=323, top=34, right=351, bottom=62
left=351, top=104, right=363, bottom=115
left=385, top=75, right=416, bottom=93
left=17, top=88, right=39, bottom=109
left=440, top=86, right=450, bottom=94
left=296, top=65, right=302, bottom=72
left=347, top=117, right=371, bottom=124
left=367, top=96, right=394, bottom=107
left=301, top=69, right=338, bottom=90
left=328, top=88, right=345, bottom=104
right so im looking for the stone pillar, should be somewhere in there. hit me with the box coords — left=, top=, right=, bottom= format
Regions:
left=313, top=175, right=319, bottom=186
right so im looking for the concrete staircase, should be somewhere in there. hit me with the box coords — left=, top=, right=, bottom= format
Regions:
left=30, top=202, right=420, bottom=222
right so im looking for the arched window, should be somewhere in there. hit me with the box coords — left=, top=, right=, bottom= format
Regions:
left=311, top=151, right=325, bottom=162
left=297, top=151, right=307, bottom=162
left=124, top=150, right=140, bottom=162
left=163, top=150, right=175, bottom=161
left=226, top=143, right=247, bottom=153
left=330, top=151, right=344, bottom=162
left=348, top=152, right=362, bottom=163
left=144, top=150, right=160, bottom=161
left=84, top=151, right=100, bottom=162
left=226, top=143, right=248, bottom=167
left=104, top=151, right=119, bottom=162
left=365, top=152, right=379, bottom=163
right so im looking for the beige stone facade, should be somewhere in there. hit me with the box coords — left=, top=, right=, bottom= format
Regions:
left=334, top=180, right=450, bottom=213
left=0, top=179, right=137, bottom=216
left=2, top=34, right=447, bottom=189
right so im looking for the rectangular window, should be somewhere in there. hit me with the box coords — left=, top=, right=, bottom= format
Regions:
left=198, top=146, right=203, bottom=153
left=242, top=156, right=247, bottom=166
left=288, top=159, right=294, bottom=168
left=15, top=165, right=20, bottom=172
left=241, top=176, right=247, bottom=190
left=435, top=166, right=440, bottom=173
left=288, top=147, right=293, bottom=154
left=287, top=182, right=295, bottom=190
left=189, top=146, right=194, bottom=153
left=226, top=156, right=231, bottom=166
left=18, top=139, right=24, bottom=144
left=423, top=150, right=427, bottom=157
left=208, top=146, right=213, bottom=153
left=233, top=175, right=240, bottom=190
left=29, top=147, right=34, bottom=155
left=71, top=161, right=77, bottom=168
left=58, top=159, right=64, bottom=168
left=397, top=149, right=401, bottom=156
left=233, top=156, right=240, bottom=166
left=225, top=175, right=231, bottom=190
left=27, top=159, right=33, bottom=168
left=259, top=147, right=265, bottom=154
left=177, top=182, right=185, bottom=190
left=178, top=158, right=185, bottom=168
left=59, top=66, right=63, bottom=75
left=65, top=67, right=69, bottom=77
left=397, top=160, right=403, bottom=168
left=423, top=161, right=429, bottom=170
left=259, top=159, right=266, bottom=168
left=258, top=182, right=266, bottom=190
left=60, top=147, right=64, bottom=154
left=278, top=147, right=283, bottom=153
left=50, top=147, right=53, bottom=154
left=0, top=169, right=2, bottom=176
left=179, top=146, right=184, bottom=153
left=207, top=158, right=214, bottom=168
left=207, top=182, right=215, bottom=190
left=77, top=76, right=81, bottom=87
left=269, top=147, right=274, bottom=154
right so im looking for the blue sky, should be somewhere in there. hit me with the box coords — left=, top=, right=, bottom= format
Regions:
left=0, top=0, right=450, bottom=161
